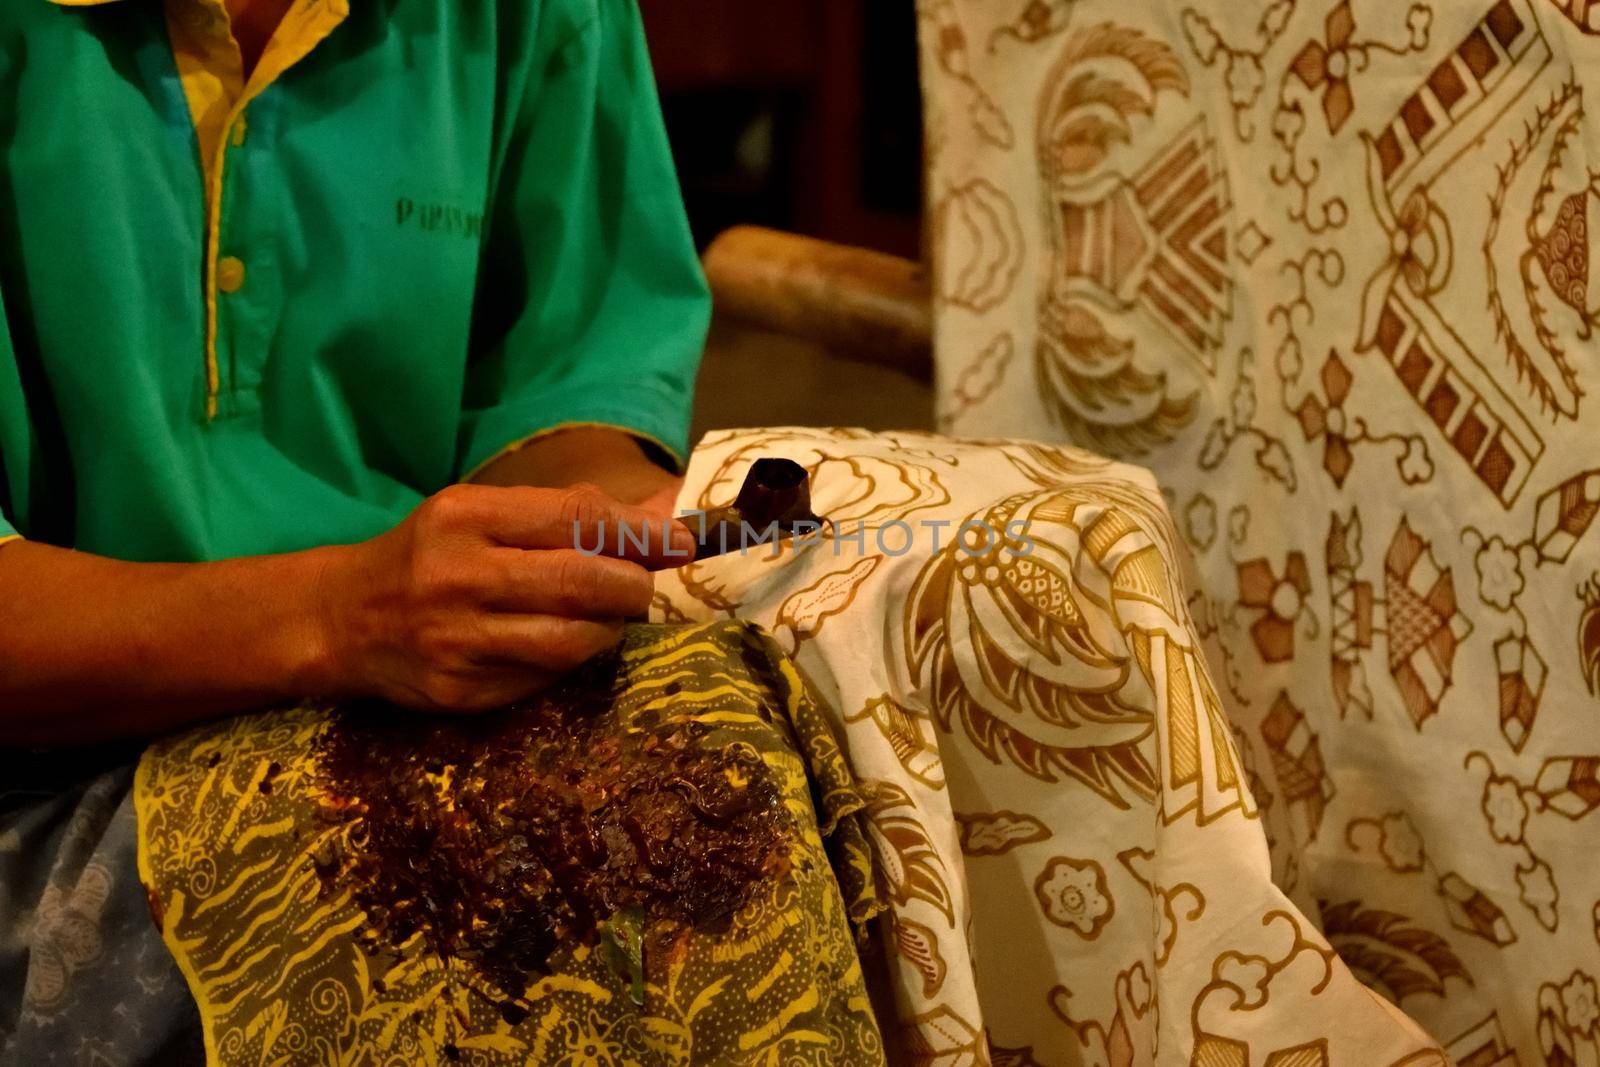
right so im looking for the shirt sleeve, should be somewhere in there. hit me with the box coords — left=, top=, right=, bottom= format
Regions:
left=458, top=0, right=710, bottom=479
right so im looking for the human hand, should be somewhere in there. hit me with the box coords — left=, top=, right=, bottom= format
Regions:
left=314, top=483, right=693, bottom=711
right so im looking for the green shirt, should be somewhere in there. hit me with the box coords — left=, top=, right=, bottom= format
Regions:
left=0, top=0, right=708, bottom=562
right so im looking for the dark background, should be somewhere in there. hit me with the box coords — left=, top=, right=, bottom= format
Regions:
left=638, top=0, right=924, bottom=259
left=636, top=0, right=935, bottom=438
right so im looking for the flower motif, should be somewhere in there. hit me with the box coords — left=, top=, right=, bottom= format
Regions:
left=1185, top=495, right=1218, bottom=551
left=1295, top=350, right=1356, bottom=487
left=1230, top=373, right=1257, bottom=427
left=1475, top=536, right=1525, bottom=611
left=1562, top=972, right=1600, bottom=1036
left=1214, top=952, right=1272, bottom=1009
left=1516, top=858, right=1559, bottom=931
left=1225, top=55, right=1265, bottom=111
left=1182, top=11, right=1221, bottom=64
left=1261, top=0, right=1294, bottom=38
left=1228, top=506, right=1250, bottom=546
left=1386, top=193, right=1451, bottom=294
left=1483, top=776, right=1529, bottom=844
left=1292, top=1, right=1357, bottom=132
left=989, top=0, right=1073, bottom=47
left=1396, top=435, right=1434, bottom=484
left=1257, top=439, right=1294, bottom=488
left=1124, top=962, right=1153, bottom=1014
left=1272, top=101, right=1305, bottom=145
left=1378, top=812, right=1424, bottom=872
left=551, top=1009, right=638, bottom=1067
left=20, top=883, right=105, bottom=1013
left=1357, top=180, right=1453, bottom=349
left=1237, top=551, right=1311, bottom=663
left=1034, top=856, right=1113, bottom=938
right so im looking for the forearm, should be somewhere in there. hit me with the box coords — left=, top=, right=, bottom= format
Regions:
left=0, top=539, right=339, bottom=743
left=0, top=482, right=691, bottom=744
left=471, top=426, right=682, bottom=514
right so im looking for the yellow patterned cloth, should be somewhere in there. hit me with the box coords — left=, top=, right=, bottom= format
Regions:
left=135, top=621, right=884, bottom=1066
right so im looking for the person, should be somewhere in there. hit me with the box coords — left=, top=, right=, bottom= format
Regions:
left=0, top=0, right=708, bottom=1059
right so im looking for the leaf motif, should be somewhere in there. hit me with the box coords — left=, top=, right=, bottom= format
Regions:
left=1318, top=899, right=1472, bottom=1003
left=869, top=811, right=956, bottom=928
left=969, top=92, right=1016, bottom=149
left=459, top=1033, right=530, bottom=1054
left=860, top=777, right=915, bottom=815
left=1198, top=419, right=1230, bottom=469
left=1060, top=22, right=1189, bottom=97
left=956, top=810, right=1052, bottom=856
left=1065, top=74, right=1154, bottom=122
left=649, top=592, right=691, bottom=625
left=890, top=917, right=947, bottom=998
left=775, top=557, right=881, bottom=643
left=950, top=333, right=1014, bottom=408
left=684, top=975, right=729, bottom=1024
left=1255, top=438, right=1296, bottom=491
left=1036, top=303, right=1197, bottom=455
left=1041, top=23, right=1191, bottom=174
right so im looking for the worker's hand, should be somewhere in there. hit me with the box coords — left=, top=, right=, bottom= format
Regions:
left=315, top=483, right=694, bottom=712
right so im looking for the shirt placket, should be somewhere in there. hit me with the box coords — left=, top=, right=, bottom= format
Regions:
left=163, top=0, right=349, bottom=420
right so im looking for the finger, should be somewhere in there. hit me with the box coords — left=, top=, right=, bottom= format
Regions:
left=470, top=484, right=696, bottom=567
left=482, top=550, right=654, bottom=619
left=404, top=667, right=560, bottom=714
left=469, top=615, right=626, bottom=672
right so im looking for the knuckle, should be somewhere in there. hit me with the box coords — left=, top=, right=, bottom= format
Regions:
left=407, top=553, right=453, bottom=600
left=543, top=624, right=616, bottom=670
left=538, top=632, right=583, bottom=670
left=409, top=619, right=467, bottom=668
left=407, top=547, right=487, bottom=604
left=420, top=484, right=476, bottom=529
left=558, top=484, right=609, bottom=531
left=552, top=553, right=599, bottom=611
left=419, top=673, right=473, bottom=711
left=621, top=568, right=655, bottom=615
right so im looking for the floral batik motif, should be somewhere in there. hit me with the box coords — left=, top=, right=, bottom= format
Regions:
left=657, top=429, right=1442, bottom=1063
left=921, top=0, right=1600, bottom=1059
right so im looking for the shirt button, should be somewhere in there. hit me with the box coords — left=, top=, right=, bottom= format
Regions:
left=217, top=256, right=247, bottom=294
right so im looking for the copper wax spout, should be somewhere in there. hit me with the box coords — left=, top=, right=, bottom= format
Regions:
left=691, top=458, right=827, bottom=560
